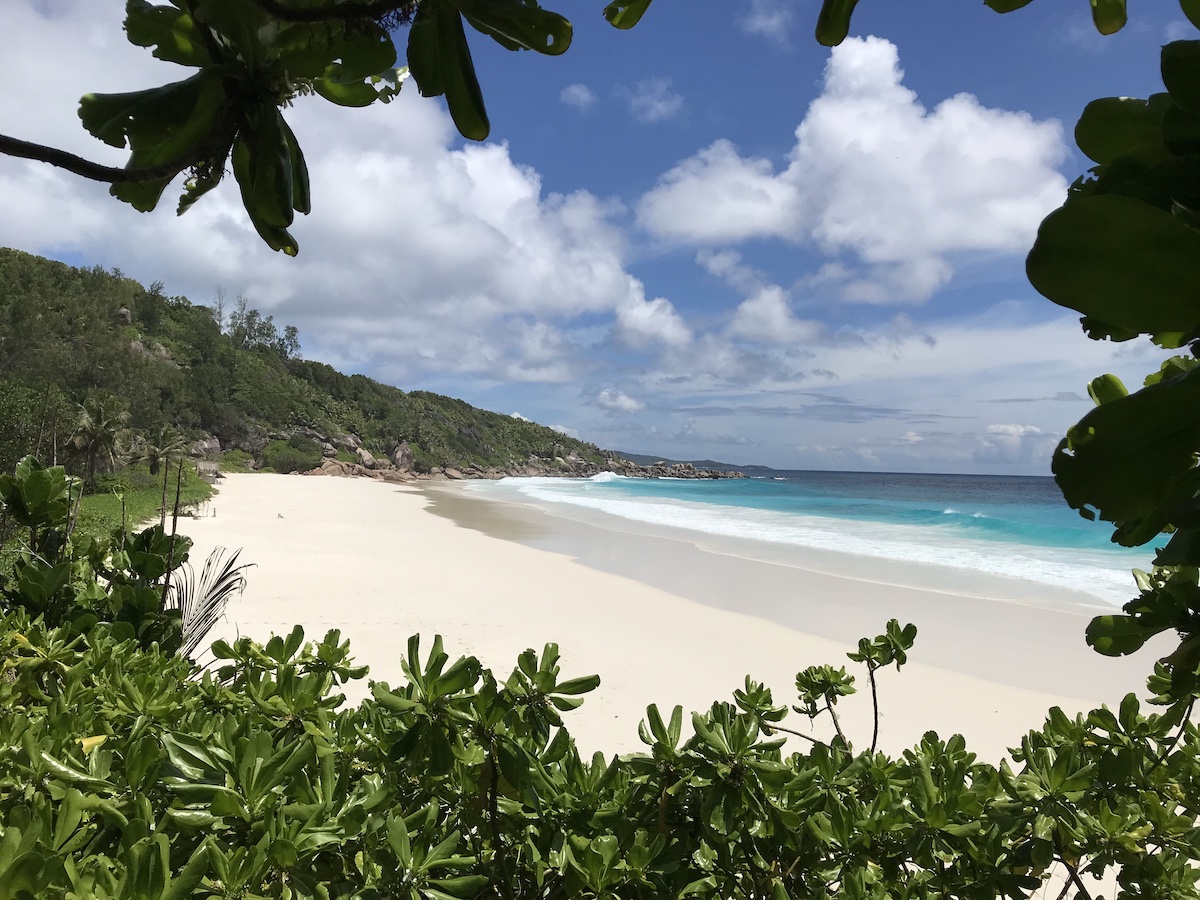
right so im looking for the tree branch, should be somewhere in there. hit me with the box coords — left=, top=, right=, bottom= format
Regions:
left=1148, top=694, right=1195, bottom=774
left=0, top=133, right=199, bottom=184
left=762, top=723, right=824, bottom=745
left=868, top=663, right=880, bottom=754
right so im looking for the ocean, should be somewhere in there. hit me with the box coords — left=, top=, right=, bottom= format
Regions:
left=466, top=470, right=1155, bottom=610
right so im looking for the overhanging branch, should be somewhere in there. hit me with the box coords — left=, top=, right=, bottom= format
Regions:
left=0, top=133, right=194, bottom=184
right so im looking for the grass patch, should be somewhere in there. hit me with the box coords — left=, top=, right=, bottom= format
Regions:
left=75, top=462, right=213, bottom=540
left=219, top=449, right=255, bottom=473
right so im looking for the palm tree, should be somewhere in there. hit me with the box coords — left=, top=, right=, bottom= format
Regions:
left=137, top=425, right=188, bottom=528
left=70, top=394, right=130, bottom=489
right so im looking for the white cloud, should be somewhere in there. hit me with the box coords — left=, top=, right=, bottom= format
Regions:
left=696, top=249, right=765, bottom=294
left=986, top=423, right=1042, bottom=436
left=639, top=141, right=799, bottom=241
left=637, top=36, right=1067, bottom=302
left=740, top=0, right=794, bottom=40
left=613, top=284, right=692, bottom=348
left=1165, top=20, right=1196, bottom=41
left=626, top=77, right=683, bottom=123
left=560, top=83, right=597, bottom=111
left=975, top=423, right=1056, bottom=466
left=0, top=0, right=659, bottom=389
left=510, top=412, right=532, bottom=421
left=596, top=389, right=645, bottom=413
left=548, top=423, right=581, bottom=439
left=727, top=286, right=823, bottom=344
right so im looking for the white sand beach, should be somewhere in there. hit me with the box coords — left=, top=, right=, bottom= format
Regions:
left=182, top=473, right=1160, bottom=761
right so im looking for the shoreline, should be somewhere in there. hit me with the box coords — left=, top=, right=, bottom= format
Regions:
left=181, top=473, right=1163, bottom=760
left=421, top=480, right=1155, bottom=699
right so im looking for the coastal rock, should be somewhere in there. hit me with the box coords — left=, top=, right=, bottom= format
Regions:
left=391, top=441, right=416, bottom=471
left=321, top=442, right=337, bottom=458
left=381, top=470, right=416, bottom=483
left=355, top=447, right=378, bottom=470
left=444, top=467, right=464, bottom=480
left=189, top=436, right=221, bottom=458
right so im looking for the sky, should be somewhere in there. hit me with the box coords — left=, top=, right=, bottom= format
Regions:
left=0, top=0, right=1190, bottom=473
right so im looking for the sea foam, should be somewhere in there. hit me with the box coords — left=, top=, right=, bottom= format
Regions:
left=471, top=475, right=1147, bottom=609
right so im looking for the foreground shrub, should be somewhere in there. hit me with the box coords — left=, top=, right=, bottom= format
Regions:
left=1, top=609, right=1197, bottom=900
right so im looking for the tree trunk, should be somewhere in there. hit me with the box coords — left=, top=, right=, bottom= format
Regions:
left=160, top=458, right=169, bottom=529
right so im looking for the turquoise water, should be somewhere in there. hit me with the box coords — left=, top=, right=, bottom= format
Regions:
left=469, top=471, right=1155, bottom=609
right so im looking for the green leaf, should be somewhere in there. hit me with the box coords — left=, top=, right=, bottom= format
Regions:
left=1027, top=194, right=1200, bottom=343
left=1091, top=0, right=1127, bottom=34
left=165, top=809, right=221, bottom=828
left=39, top=751, right=114, bottom=790
left=124, top=0, right=212, bottom=66
left=815, top=0, right=860, bottom=46
left=437, top=4, right=490, bottom=141
left=1182, top=0, right=1200, bottom=31
left=1087, top=374, right=1128, bottom=406
left=457, top=0, right=573, bottom=55
left=603, top=0, right=653, bottom=29
left=1087, top=614, right=1160, bottom=656
left=984, top=0, right=1035, bottom=10
left=1052, top=365, right=1200, bottom=545
left=427, top=875, right=489, bottom=896
left=314, top=78, right=382, bottom=108
left=387, top=814, right=413, bottom=868
left=1074, top=95, right=1172, bottom=165
left=555, top=674, right=600, bottom=695
left=408, top=2, right=445, bottom=100
left=1162, top=41, right=1200, bottom=114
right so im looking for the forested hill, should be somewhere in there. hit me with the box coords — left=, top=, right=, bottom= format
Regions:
left=0, top=247, right=615, bottom=476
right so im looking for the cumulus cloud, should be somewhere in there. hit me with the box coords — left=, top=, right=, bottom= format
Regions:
left=637, top=36, right=1067, bottom=302
left=975, top=423, right=1056, bottom=466
left=613, top=285, right=692, bottom=348
left=626, top=77, right=683, bottom=123
left=596, top=389, right=646, bottom=413
left=560, top=83, right=597, bottom=111
left=0, top=0, right=664, bottom=389
left=740, top=0, right=794, bottom=40
left=727, top=286, right=823, bottom=344
left=986, top=423, right=1042, bottom=436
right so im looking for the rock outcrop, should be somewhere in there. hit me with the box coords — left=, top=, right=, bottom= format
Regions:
left=390, top=441, right=416, bottom=471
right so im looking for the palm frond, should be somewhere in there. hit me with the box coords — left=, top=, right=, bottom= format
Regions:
left=167, top=546, right=253, bottom=658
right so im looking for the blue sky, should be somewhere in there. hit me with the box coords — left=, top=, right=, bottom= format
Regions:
left=0, top=1, right=1190, bottom=472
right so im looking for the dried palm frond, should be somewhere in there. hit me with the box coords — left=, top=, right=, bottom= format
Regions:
left=167, top=546, right=253, bottom=658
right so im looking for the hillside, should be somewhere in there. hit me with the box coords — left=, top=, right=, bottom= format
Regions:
left=0, top=248, right=620, bottom=478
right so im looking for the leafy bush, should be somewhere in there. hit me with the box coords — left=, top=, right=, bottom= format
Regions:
left=0, top=610, right=1197, bottom=899
left=75, top=462, right=212, bottom=539
left=219, top=448, right=254, bottom=473
left=4, top=459, right=1200, bottom=898
left=262, top=439, right=321, bottom=474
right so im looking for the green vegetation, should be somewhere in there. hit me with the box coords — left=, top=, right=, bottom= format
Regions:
left=1018, top=37, right=1200, bottom=705
left=0, top=247, right=611, bottom=477
left=4, top=1, right=1200, bottom=898
left=0, top=463, right=1197, bottom=898
left=1, top=569, right=1198, bottom=896
left=75, top=462, right=212, bottom=542
left=263, top=436, right=323, bottom=475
